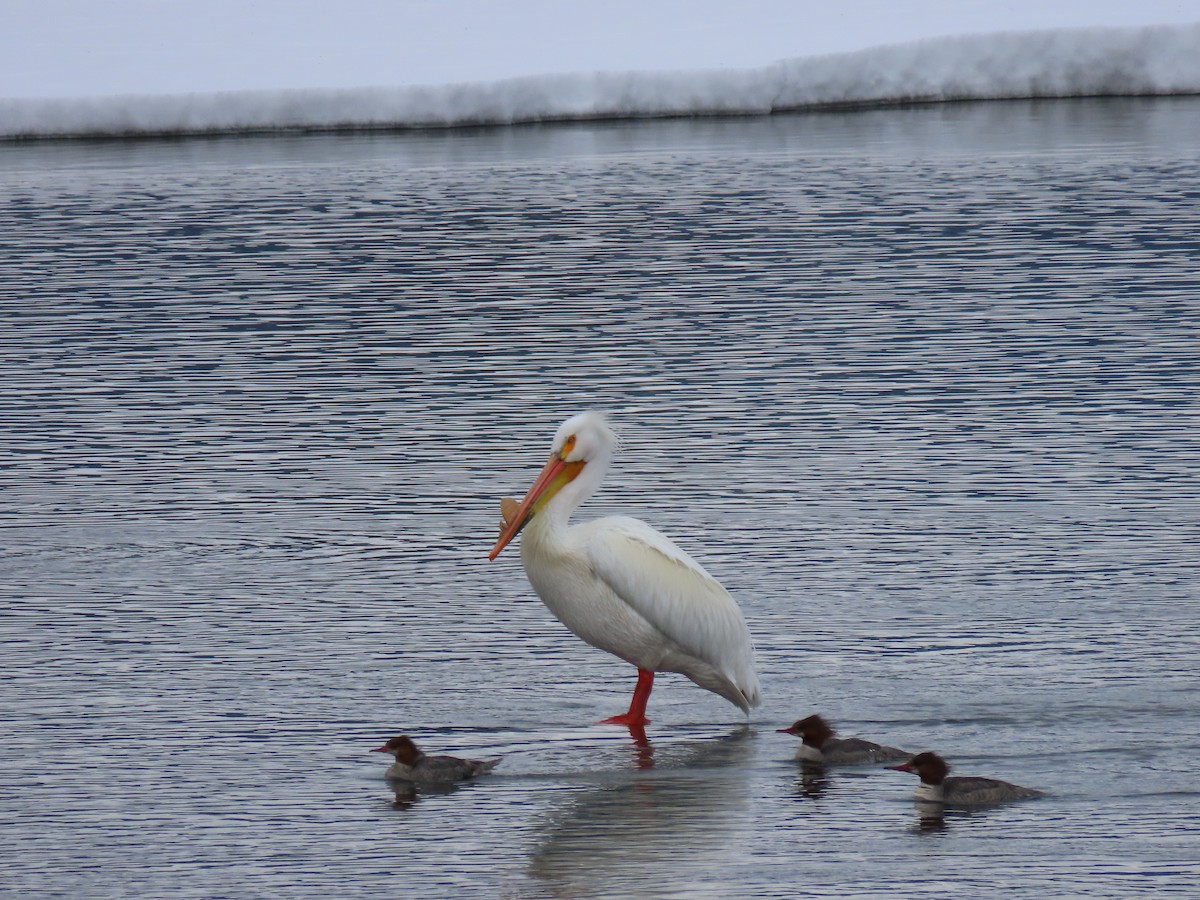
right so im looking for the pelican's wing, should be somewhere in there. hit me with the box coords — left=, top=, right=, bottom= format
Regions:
left=581, top=516, right=761, bottom=708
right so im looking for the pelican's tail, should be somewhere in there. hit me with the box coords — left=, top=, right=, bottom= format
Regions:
left=686, top=664, right=762, bottom=714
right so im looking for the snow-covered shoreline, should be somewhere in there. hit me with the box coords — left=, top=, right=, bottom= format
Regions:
left=3, top=24, right=1197, bottom=140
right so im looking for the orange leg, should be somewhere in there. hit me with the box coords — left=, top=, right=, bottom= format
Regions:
left=599, top=668, right=654, bottom=726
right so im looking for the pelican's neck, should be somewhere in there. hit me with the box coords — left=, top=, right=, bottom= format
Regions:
left=524, top=451, right=610, bottom=552
left=525, top=505, right=566, bottom=554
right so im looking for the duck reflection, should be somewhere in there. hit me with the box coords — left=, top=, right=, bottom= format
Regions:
left=794, top=760, right=832, bottom=800
left=908, top=799, right=1017, bottom=833
left=914, top=801, right=947, bottom=832
left=529, top=726, right=754, bottom=895
left=387, top=780, right=463, bottom=811
left=391, top=782, right=419, bottom=810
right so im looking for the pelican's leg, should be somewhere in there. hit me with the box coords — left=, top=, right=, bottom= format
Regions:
left=599, top=668, right=653, bottom=726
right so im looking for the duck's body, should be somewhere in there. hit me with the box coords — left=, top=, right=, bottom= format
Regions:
left=802, top=736, right=911, bottom=766
left=490, top=412, right=761, bottom=725
left=372, top=736, right=500, bottom=784
left=384, top=755, right=500, bottom=783
left=889, top=752, right=1042, bottom=806
left=922, top=775, right=1043, bottom=806
left=778, top=714, right=909, bottom=765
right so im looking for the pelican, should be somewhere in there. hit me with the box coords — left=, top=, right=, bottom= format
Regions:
left=488, top=411, right=761, bottom=726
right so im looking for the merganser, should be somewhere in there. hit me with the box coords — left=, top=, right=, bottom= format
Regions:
left=888, top=752, right=1043, bottom=805
left=777, top=714, right=909, bottom=765
left=370, top=736, right=501, bottom=783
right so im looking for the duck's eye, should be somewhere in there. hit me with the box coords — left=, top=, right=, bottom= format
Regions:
left=561, top=434, right=577, bottom=458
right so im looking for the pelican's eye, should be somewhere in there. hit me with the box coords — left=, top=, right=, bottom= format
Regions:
left=560, top=434, right=577, bottom=459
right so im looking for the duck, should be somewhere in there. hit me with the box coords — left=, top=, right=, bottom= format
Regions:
left=777, top=714, right=910, bottom=765
left=370, top=736, right=501, bottom=783
left=888, top=752, right=1043, bottom=805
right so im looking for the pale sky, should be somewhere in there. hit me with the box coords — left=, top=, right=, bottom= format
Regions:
left=4, top=0, right=1197, bottom=99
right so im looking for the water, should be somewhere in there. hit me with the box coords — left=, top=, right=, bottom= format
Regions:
left=2, top=98, right=1199, bottom=898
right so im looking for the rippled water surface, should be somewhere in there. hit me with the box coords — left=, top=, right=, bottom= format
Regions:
left=3, top=99, right=1199, bottom=898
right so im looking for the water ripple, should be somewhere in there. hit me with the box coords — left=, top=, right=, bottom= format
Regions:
left=2, top=99, right=1199, bottom=898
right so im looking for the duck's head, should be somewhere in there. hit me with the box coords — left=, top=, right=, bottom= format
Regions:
left=371, top=735, right=421, bottom=766
left=776, top=713, right=836, bottom=748
left=888, top=751, right=949, bottom=785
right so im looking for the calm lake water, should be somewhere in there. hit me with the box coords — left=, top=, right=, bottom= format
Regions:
left=3, top=98, right=1199, bottom=898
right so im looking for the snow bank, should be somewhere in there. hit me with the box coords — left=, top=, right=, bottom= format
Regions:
left=2, top=24, right=1197, bottom=140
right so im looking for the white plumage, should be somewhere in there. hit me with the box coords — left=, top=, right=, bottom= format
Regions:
left=489, top=411, right=761, bottom=725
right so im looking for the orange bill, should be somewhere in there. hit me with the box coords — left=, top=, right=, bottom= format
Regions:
left=488, top=453, right=584, bottom=560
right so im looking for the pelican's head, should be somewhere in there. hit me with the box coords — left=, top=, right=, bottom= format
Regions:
left=551, top=410, right=616, bottom=464
left=488, top=411, right=615, bottom=560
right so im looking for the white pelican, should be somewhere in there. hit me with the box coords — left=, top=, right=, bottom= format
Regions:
left=488, top=411, right=761, bottom=726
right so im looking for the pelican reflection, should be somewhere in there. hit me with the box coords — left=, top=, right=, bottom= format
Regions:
left=529, top=726, right=755, bottom=895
